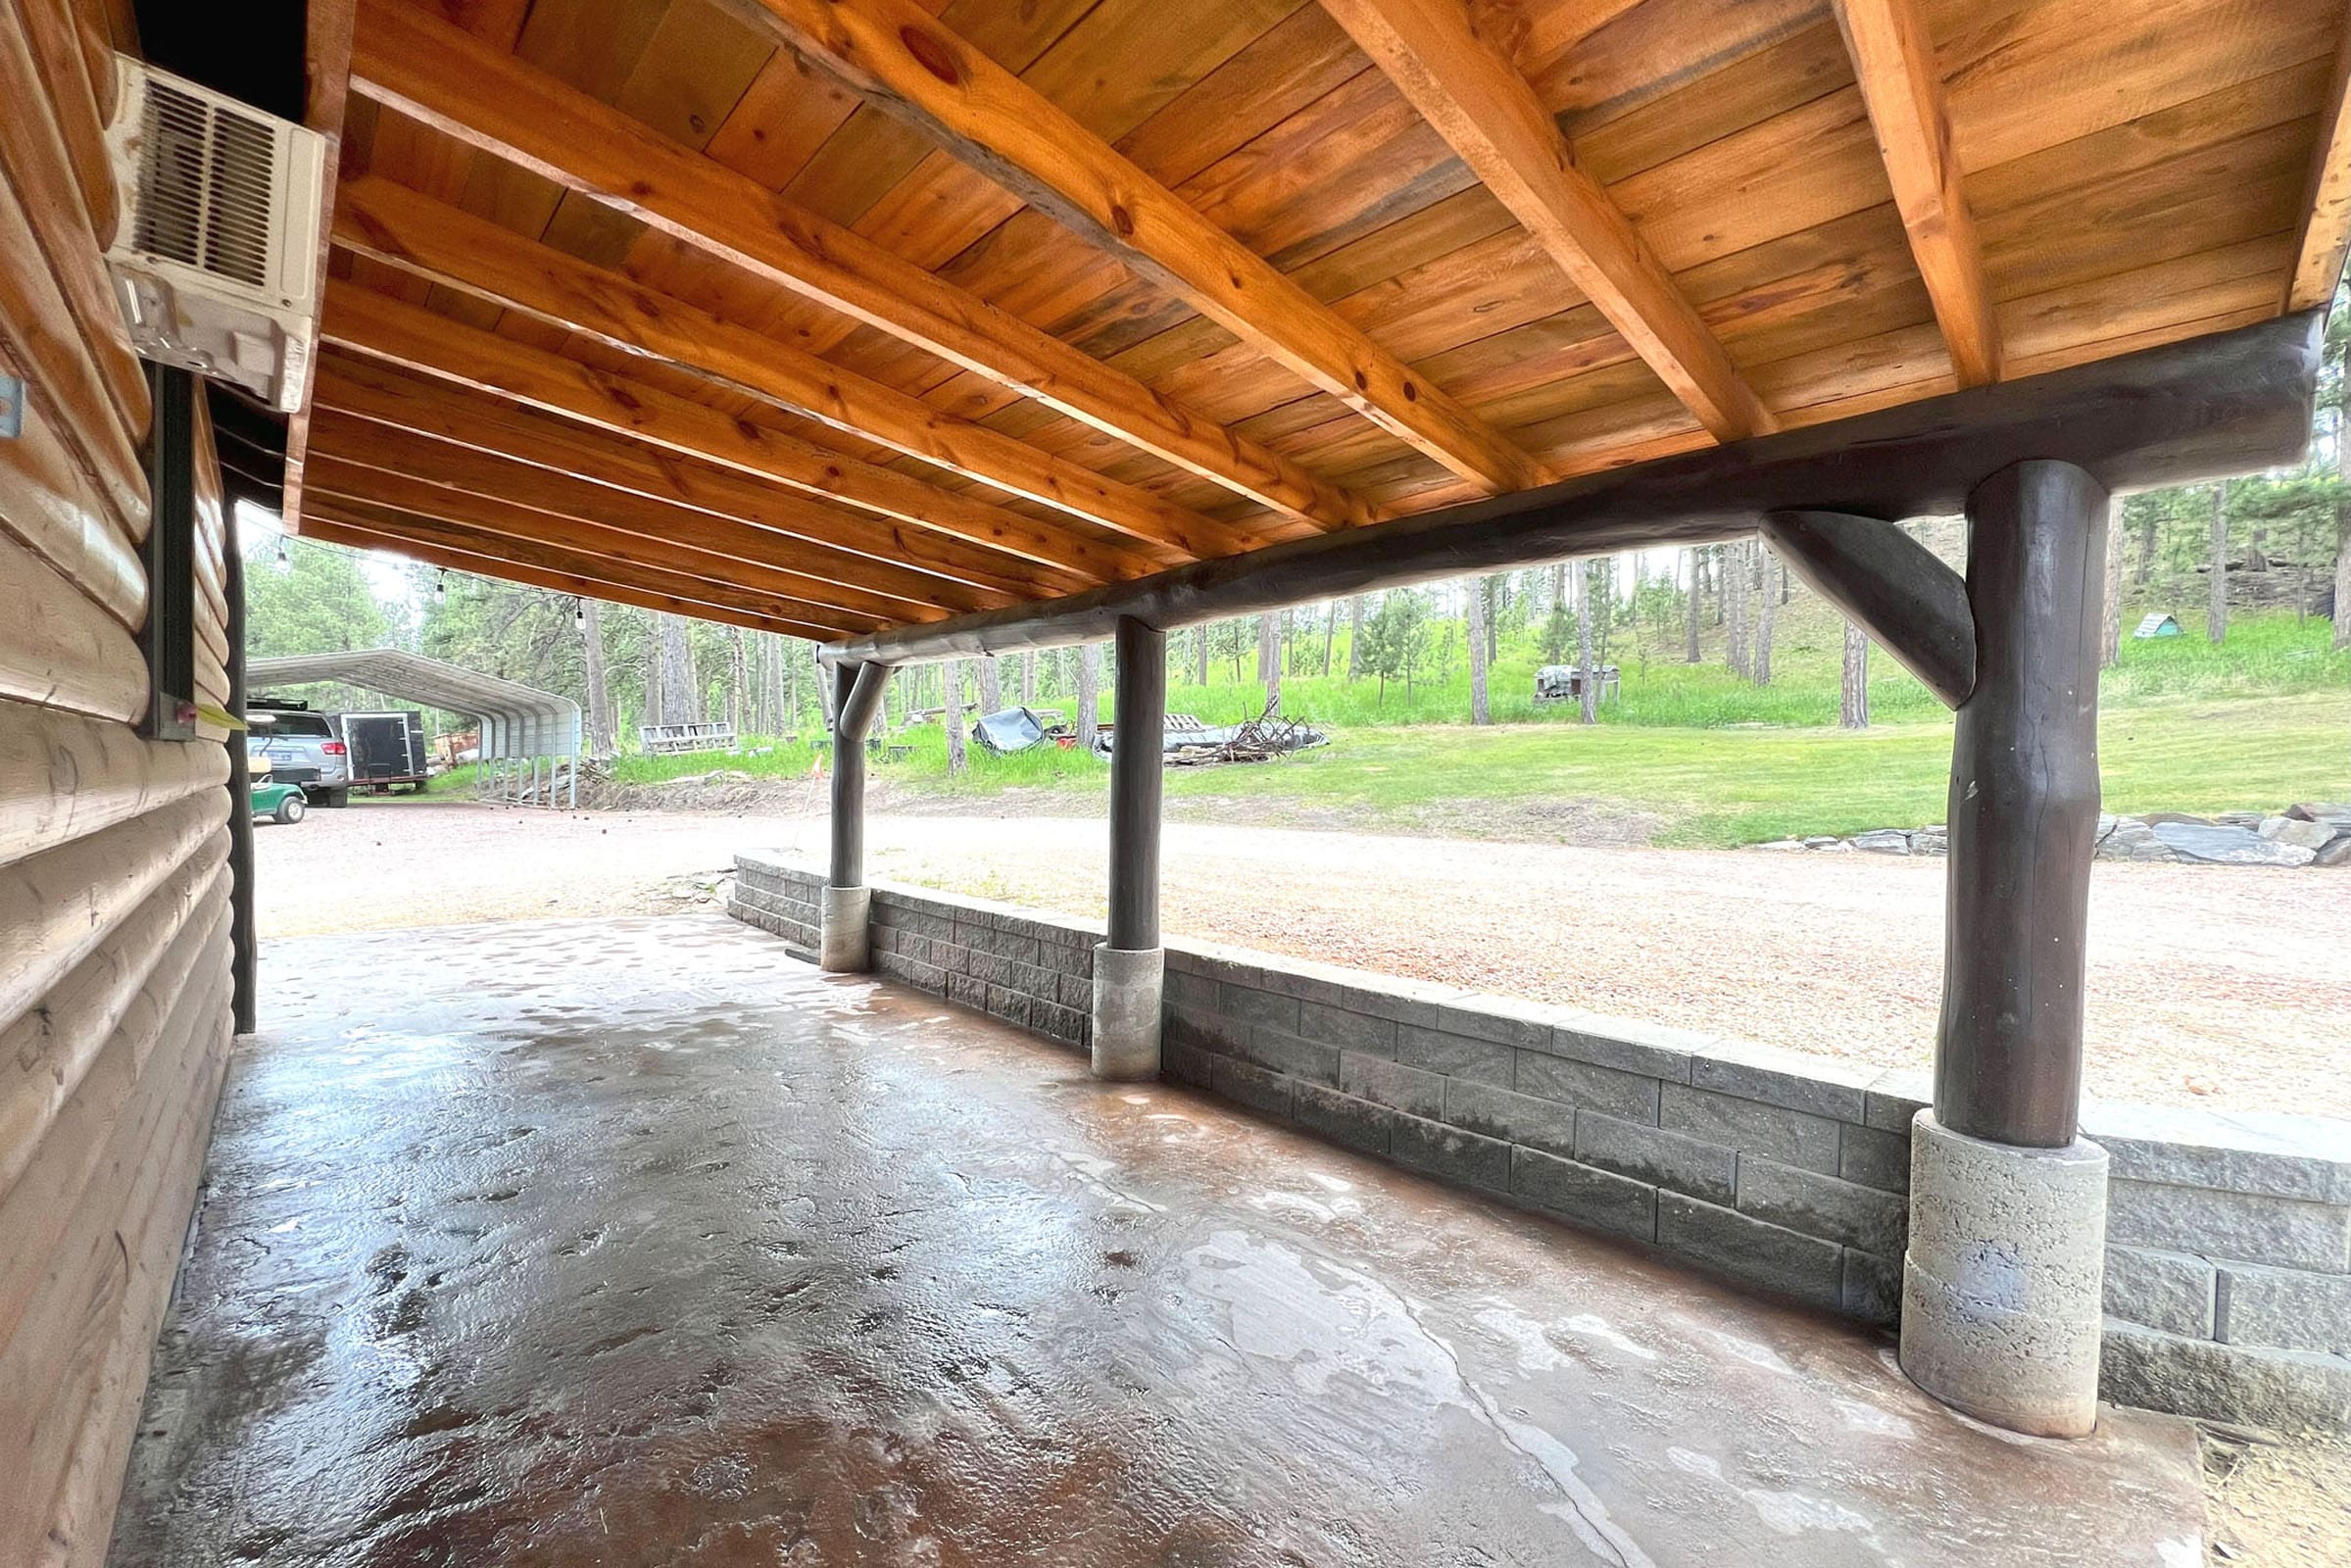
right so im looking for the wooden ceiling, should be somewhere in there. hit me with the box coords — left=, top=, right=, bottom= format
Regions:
left=292, top=0, right=2351, bottom=640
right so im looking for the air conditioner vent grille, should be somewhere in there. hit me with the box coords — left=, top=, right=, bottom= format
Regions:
left=132, top=77, right=277, bottom=289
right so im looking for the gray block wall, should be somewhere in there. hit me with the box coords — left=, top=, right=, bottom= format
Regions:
left=729, top=852, right=2350, bottom=1432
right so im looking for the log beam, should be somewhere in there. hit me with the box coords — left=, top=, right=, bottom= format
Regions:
left=734, top=0, right=1545, bottom=493
left=318, top=283, right=1134, bottom=589
left=346, top=0, right=1369, bottom=530
left=1830, top=0, right=2001, bottom=387
left=1316, top=0, right=1775, bottom=443
left=329, top=176, right=1254, bottom=563
left=1759, top=512, right=1975, bottom=708
left=311, top=356, right=1031, bottom=609
left=820, top=309, right=2321, bottom=665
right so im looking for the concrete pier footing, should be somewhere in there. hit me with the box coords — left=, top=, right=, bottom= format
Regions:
left=1900, top=1108, right=2111, bottom=1437
left=818, top=885, right=871, bottom=972
left=1090, top=944, right=1163, bottom=1081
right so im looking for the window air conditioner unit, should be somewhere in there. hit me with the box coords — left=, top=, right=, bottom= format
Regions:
left=102, top=56, right=327, bottom=412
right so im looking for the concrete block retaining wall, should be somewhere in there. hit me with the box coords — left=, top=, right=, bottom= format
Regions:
left=729, top=852, right=2351, bottom=1432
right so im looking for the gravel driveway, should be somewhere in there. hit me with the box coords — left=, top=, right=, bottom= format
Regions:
left=257, top=800, right=2351, bottom=1118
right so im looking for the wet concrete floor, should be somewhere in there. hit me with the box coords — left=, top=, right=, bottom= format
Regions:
left=111, top=913, right=2207, bottom=1567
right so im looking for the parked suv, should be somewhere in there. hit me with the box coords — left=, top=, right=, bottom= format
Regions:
left=245, top=698, right=351, bottom=808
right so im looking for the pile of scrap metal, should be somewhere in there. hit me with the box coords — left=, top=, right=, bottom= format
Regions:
left=1091, top=702, right=1328, bottom=766
left=971, top=707, right=1071, bottom=754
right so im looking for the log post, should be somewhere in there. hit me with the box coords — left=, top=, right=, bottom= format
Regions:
left=1092, top=617, right=1165, bottom=1080
left=1901, top=458, right=2112, bottom=1439
left=820, top=659, right=891, bottom=971
left=221, top=493, right=256, bottom=1035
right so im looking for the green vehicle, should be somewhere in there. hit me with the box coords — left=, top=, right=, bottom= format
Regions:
left=249, top=773, right=308, bottom=826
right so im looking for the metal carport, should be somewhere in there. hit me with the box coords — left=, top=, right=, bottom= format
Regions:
left=247, top=649, right=582, bottom=808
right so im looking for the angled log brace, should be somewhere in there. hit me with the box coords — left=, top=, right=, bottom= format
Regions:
left=1759, top=512, right=1976, bottom=709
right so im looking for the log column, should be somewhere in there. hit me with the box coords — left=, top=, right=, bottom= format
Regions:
left=1092, top=617, right=1165, bottom=1080
left=1901, top=459, right=2113, bottom=1438
left=820, top=659, right=892, bottom=971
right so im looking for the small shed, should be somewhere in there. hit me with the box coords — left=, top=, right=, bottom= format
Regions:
left=2133, top=612, right=2185, bottom=639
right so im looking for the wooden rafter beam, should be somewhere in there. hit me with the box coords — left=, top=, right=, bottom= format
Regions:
left=2287, top=14, right=2351, bottom=311
left=304, top=498, right=853, bottom=639
left=330, top=175, right=1264, bottom=564
left=731, top=0, right=1547, bottom=493
left=279, top=0, right=355, bottom=535
left=1315, top=0, right=1775, bottom=443
left=1829, top=0, right=2001, bottom=387
left=305, top=455, right=904, bottom=631
left=319, top=281, right=1137, bottom=589
left=306, top=415, right=947, bottom=623
left=346, top=0, right=1368, bottom=530
left=310, top=354, right=1028, bottom=609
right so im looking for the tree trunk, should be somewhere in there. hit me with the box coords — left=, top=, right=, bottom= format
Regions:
left=1076, top=645, right=1101, bottom=750
left=2134, top=514, right=2158, bottom=585
left=2336, top=415, right=2351, bottom=650
left=2100, top=495, right=2126, bottom=668
left=658, top=614, right=698, bottom=726
left=944, top=661, right=967, bottom=776
left=1321, top=600, right=1337, bottom=674
left=1020, top=651, right=1036, bottom=704
left=726, top=627, right=748, bottom=733
left=1752, top=550, right=1776, bottom=685
left=1483, top=577, right=1497, bottom=666
left=2207, top=480, right=2229, bottom=644
left=1840, top=621, right=1870, bottom=729
left=976, top=655, right=1003, bottom=713
left=1725, top=542, right=1750, bottom=676
left=1683, top=548, right=1701, bottom=662
left=1577, top=560, right=1599, bottom=725
left=1467, top=575, right=1491, bottom=724
left=1347, top=596, right=1367, bottom=677
left=580, top=599, right=614, bottom=756
left=1257, top=612, right=1281, bottom=711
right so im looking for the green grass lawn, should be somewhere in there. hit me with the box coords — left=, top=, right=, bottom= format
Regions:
left=548, top=612, right=2349, bottom=847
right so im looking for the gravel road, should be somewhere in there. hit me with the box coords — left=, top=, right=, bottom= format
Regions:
left=258, top=800, right=2351, bottom=1118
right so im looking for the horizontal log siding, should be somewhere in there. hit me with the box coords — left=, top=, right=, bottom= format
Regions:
left=0, top=13, right=241, bottom=1561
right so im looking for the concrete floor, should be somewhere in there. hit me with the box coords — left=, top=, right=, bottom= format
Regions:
left=112, top=913, right=2209, bottom=1567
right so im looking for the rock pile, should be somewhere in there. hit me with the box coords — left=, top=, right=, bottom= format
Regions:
left=1754, top=803, right=2351, bottom=867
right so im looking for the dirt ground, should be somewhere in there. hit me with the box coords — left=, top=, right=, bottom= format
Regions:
left=258, top=797, right=2351, bottom=1119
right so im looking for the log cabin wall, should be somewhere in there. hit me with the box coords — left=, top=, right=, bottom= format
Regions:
left=0, top=0, right=241, bottom=1561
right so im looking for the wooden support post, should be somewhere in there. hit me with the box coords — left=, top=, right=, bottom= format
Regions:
left=1901, top=457, right=2113, bottom=1441
left=221, top=483, right=256, bottom=1035
left=1094, top=617, right=1165, bottom=1080
left=1935, top=459, right=2109, bottom=1146
left=1106, top=618, right=1165, bottom=952
left=821, top=659, right=891, bottom=970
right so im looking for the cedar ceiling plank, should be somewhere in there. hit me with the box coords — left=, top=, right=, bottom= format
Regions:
left=735, top=0, right=1550, bottom=491
left=1317, top=0, right=1776, bottom=440
left=277, top=0, right=355, bottom=535
left=308, top=414, right=953, bottom=621
left=310, top=353, right=1030, bottom=607
left=319, top=279, right=1136, bottom=587
left=348, top=0, right=1372, bottom=527
left=302, top=508, right=842, bottom=635
left=304, top=456, right=900, bottom=629
left=1937, top=0, right=2344, bottom=175
left=1829, top=0, right=2000, bottom=385
left=330, top=175, right=1249, bottom=560
left=2286, top=10, right=2351, bottom=309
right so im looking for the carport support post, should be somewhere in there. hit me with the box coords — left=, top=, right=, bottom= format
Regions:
left=1902, top=459, right=2112, bottom=1439
left=1093, top=616, right=1165, bottom=1080
left=821, top=660, right=893, bottom=971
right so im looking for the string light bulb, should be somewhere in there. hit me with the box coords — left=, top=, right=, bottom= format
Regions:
left=434, top=569, right=447, bottom=604
left=573, top=599, right=586, bottom=630
left=272, top=538, right=290, bottom=576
